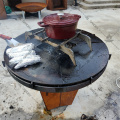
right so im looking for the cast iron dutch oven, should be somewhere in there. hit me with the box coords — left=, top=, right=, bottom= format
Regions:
left=38, top=13, right=81, bottom=40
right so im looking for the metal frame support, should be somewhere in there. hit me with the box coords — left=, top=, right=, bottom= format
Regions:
left=2, top=61, right=5, bottom=67
left=75, top=0, right=78, bottom=6
left=38, top=11, right=41, bottom=19
left=109, top=54, right=112, bottom=60
left=22, top=11, right=41, bottom=19
left=22, top=11, right=25, bottom=19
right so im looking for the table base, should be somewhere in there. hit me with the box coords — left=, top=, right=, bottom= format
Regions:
left=40, top=90, right=78, bottom=110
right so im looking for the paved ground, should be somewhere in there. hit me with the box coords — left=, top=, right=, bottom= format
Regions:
left=82, top=0, right=120, bottom=2
left=78, top=0, right=120, bottom=9
left=0, top=6, right=120, bottom=120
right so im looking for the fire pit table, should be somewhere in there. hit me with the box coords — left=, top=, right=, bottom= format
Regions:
left=4, top=28, right=110, bottom=110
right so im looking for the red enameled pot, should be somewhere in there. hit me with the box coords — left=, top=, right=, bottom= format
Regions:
left=38, top=13, right=81, bottom=40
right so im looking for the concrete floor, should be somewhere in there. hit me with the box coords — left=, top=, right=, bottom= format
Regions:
left=0, top=6, right=120, bottom=120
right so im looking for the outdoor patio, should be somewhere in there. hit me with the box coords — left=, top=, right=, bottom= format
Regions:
left=0, top=5, right=120, bottom=120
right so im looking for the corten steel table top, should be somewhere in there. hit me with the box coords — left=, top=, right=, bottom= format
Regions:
left=4, top=28, right=110, bottom=93
left=16, top=2, right=47, bottom=13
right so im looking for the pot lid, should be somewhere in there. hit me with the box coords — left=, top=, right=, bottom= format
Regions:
left=43, top=13, right=81, bottom=26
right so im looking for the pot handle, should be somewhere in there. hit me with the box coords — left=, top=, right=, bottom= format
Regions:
left=38, top=21, right=48, bottom=27
left=0, top=34, right=12, bottom=40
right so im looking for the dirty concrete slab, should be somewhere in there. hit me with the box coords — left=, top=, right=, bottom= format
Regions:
left=0, top=77, right=51, bottom=120
left=79, top=8, right=120, bottom=43
left=0, top=6, right=120, bottom=120
left=62, top=87, right=104, bottom=119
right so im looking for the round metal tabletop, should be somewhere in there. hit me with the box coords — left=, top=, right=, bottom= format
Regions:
left=4, top=28, right=110, bottom=92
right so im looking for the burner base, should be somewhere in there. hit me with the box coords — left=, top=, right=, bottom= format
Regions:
left=22, top=11, right=41, bottom=19
left=41, top=90, right=78, bottom=110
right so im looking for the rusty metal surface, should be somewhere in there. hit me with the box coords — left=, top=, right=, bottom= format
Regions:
left=4, top=28, right=109, bottom=92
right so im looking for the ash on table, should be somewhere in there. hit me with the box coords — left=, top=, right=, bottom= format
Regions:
left=81, top=114, right=98, bottom=120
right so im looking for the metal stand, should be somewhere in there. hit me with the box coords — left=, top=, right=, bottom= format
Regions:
left=22, top=11, right=41, bottom=19
left=25, top=30, right=92, bottom=66
left=22, top=11, right=25, bottom=20
left=38, top=11, right=41, bottom=19
left=40, top=90, right=78, bottom=110
left=75, top=0, right=78, bottom=6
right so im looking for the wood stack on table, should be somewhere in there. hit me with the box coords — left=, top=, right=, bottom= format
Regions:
left=46, top=0, right=67, bottom=10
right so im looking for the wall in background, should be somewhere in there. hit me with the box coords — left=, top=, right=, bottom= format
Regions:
left=68, top=0, right=74, bottom=5
left=3, top=0, right=74, bottom=6
left=3, top=0, right=8, bottom=6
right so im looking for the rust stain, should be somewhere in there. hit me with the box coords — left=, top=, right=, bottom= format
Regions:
left=58, top=113, right=65, bottom=119
left=40, top=115, right=44, bottom=118
left=31, top=104, right=52, bottom=120
left=53, top=113, right=65, bottom=120
left=31, top=104, right=66, bottom=120
left=43, top=108, right=52, bottom=116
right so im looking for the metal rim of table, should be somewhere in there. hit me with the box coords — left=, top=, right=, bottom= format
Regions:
left=8, top=65, right=107, bottom=92
left=4, top=29, right=110, bottom=93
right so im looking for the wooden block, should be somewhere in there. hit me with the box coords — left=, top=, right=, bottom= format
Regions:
left=60, top=90, right=78, bottom=106
left=53, top=0, right=62, bottom=8
left=40, top=90, right=78, bottom=110
left=40, top=92, right=61, bottom=110
left=46, top=0, right=53, bottom=10
left=46, top=0, right=67, bottom=10
left=63, top=0, right=67, bottom=9
left=0, top=0, right=7, bottom=20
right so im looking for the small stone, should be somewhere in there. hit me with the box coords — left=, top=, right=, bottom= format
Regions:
left=9, top=105, right=14, bottom=109
left=3, top=100, right=5, bottom=103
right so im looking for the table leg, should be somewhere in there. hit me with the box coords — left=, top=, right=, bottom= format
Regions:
left=40, top=90, right=78, bottom=110
left=74, top=0, right=78, bottom=6
left=38, top=11, right=41, bottom=19
left=22, top=11, right=25, bottom=19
